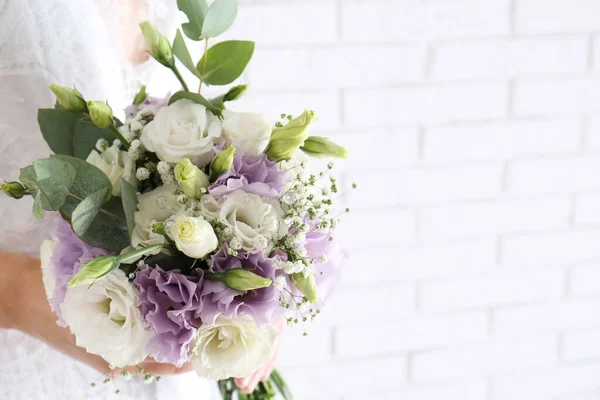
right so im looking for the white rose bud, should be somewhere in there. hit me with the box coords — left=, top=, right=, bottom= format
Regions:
left=169, top=215, right=218, bottom=258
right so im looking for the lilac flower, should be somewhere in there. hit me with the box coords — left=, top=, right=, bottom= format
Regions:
left=134, top=266, right=204, bottom=367
left=209, top=153, right=288, bottom=199
left=125, top=95, right=170, bottom=119
left=49, top=217, right=112, bottom=325
left=304, top=230, right=343, bottom=305
left=201, top=246, right=282, bottom=326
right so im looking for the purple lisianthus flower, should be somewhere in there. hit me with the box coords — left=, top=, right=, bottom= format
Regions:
left=125, top=94, right=170, bottom=119
left=49, top=217, right=112, bottom=325
left=209, top=153, right=288, bottom=199
left=304, top=230, right=343, bottom=305
left=201, top=246, right=282, bottom=326
left=134, top=266, right=204, bottom=367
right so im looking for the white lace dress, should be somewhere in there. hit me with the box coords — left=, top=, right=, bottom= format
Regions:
left=0, top=1, right=211, bottom=398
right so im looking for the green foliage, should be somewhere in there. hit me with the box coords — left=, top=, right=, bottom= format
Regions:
left=211, top=84, right=248, bottom=109
left=133, top=85, right=148, bottom=105
left=71, top=187, right=111, bottom=237
left=37, top=108, right=84, bottom=156
left=119, top=178, right=138, bottom=240
left=168, top=91, right=222, bottom=115
left=178, top=0, right=209, bottom=41
left=197, top=40, right=254, bottom=85
left=73, top=119, right=115, bottom=159
left=173, top=29, right=202, bottom=78
left=29, top=158, right=76, bottom=211
left=178, top=0, right=237, bottom=41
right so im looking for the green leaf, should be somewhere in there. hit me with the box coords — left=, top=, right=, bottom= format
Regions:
left=133, top=85, right=147, bottom=105
left=270, top=369, right=293, bottom=400
left=71, top=188, right=111, bottom=237
left=19, top=165, right=37, bottom=191
left=120, top=178, right=138, bottom=239
left=201, top=0, right=238, bottom=39
left=210, top=84, right=248, bottom=109
left=169, top=91, right=222, bottom=115
left=73, top=119, right=115, bottom=160
left=38, top=109, right=84, bottom=155
left=173, top=30, right=202, bottom=78
left=32, top=158, right=76, bottom=211
left=32, top=193, right=44, bottom=219
left=197, top=40, right=254, bottom=86
left=178, top=0, right=209, bottom=41
left=79, top=197, right=129, bottom=251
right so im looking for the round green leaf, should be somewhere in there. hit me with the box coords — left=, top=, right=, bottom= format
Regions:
left=71, top=187, right=111, bottom=236
left=201, top=0, right=238, bottom=39
left=197, top=40, right=255, bottom=86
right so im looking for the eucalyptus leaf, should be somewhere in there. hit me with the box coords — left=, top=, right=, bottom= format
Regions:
left=73, top=119, right=115, bottom=160
left=169, top=91, right=222, bottom=115
left=178, top=0, right=209, bottom=41
left=210, top=84, right=248, bottom=110
left=32, top=192, right=44, bottom=219
left=71, top=187, right=111, bottom=237
left=201, top=0, right=238, bottom=39
left=38, top=109, right=84, bottom=155
left=173, top=29, right=202, bottom=78
left=19, top=165, right=37, bottom=191
left=197, top=40, right=254, bottom=86
left=79, top=196, right=129, bottom=251
left=32, top=158, right=76, bottom=211
left=120, top=178, right=138, bottom=239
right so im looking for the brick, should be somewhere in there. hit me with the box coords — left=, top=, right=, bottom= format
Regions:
left=575, top=192, right=600, bottom=225
left=570, top=261, right=600, bottom=295
left=432, top=38, right=587, bottom=80
left=225, top=3, right=337, bottom=44
left=232, top=90, right=340, bottom=130
left=337, top=209, right=416, bottom=246
left=412, top=336, right=558, bottom=383
left=421, top=268, right=564, bottom=312
left=419, top=197, right=571, bottom=240
left=346, top=164, right=503, bottom=207
left=247, top=45, right=426, bottom=90
left=493, top=298, right=600, bottom=337
left=503, top=230, right=600, bottom=265
left=341, top=0, right=510, bottom=42
left=345, top=382, right=488, bottom=400
left=335, top=312, right=488, bottom=358
left=325, top=285, right=416, bottom=324
left=339, top=239, right=496, bottom=286
left=507, top=157, right=600, bottom=195
left=563, top=328, right=600, bottom=361
left=344, top=84, right=508, bottom=127
left=492, top=364, right=600, bottom=400
left=513, top=77, right=600, bottom=116
left=516, top=0, right=600, bottom=33
left=424, top=119, right=580, bottom=163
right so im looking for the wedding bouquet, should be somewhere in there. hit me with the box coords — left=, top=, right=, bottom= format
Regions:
left=1, top=1, right=352, bottom=398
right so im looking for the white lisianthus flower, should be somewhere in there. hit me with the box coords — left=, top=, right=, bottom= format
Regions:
left=132, top=183, right=181, bottom=249
left=199, top=190, right=287, bottom=252
left=39, top=239, right=58, bottom=301
left=60, top=270, right=150, bottom=368
left=86, top=147, right=137, bottom=196
left=191, top=315, right=280, bottom=380
left=141, top=99, right=222, bottom=166
left=169, top=215, right=218, bottom=258
left=221, top=110, right=272, bottom=154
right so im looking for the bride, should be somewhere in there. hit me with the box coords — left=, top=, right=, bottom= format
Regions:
left=0, top=1, right=277, bottom=398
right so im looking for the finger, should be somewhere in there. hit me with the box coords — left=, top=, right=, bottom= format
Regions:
left=139, top=361, right=194, bottom=375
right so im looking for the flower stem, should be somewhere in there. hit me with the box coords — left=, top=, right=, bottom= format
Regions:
left=109, top=125, right=131, bottom=150
left=198, top=38, right=209, bottom=94
left=117, top=244, right=169, bottom=264
left=171, top=65, right=190, bottom=92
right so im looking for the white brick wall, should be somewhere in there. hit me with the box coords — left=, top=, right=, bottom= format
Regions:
left=183, top=0, right=600, bottom=398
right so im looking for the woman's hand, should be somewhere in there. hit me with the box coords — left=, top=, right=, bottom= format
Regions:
left=234, top=317, right=286, bottom=394
left=0, top=251, right=192, bottom=376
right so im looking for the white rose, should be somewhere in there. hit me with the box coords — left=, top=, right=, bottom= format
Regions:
left=86, top=148, right=137, bottom=197
left=222, top=110, right=272, bottom=154
left=60, top=269, right=150, bottom=368
left=40, top=239, right=58, bottom=301
left=200, top=190, right=287, bottom=252
left=132, top=183, right=182, bottom=249
left=191, top=315, right=280, bottom=380
left=169, top=215, right=218, bottom=258
left=141, top=99, right=222, bottom=166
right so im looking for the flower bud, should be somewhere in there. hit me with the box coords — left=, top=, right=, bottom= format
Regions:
left=301, top=136, right=348, bottom=159
left=87, top=101, right=114, bottom=128
left=210, top=145, right=236, bottom=181
left=223, top=85, right=248, bottom=102
left=139, top=21, right=174, bottom=67
left=206, top=269, right=272, bottom=291
left=265, top=110, right=316, bottom=162
left=49, top=84, right=87, bottom=111
left=169, top=216, right=218, bottom=258
left=0, top=181, right=27, bottom=199
left=174, top=159, right=209, bottom=199
left=291, top=272, right=318, bottom=304
left=68, top=255, right=120, bottom=287
left=133, top=85, right=148, bottom=106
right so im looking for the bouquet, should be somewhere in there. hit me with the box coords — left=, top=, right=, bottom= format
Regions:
left=1, top=1, right=353, bottom=398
